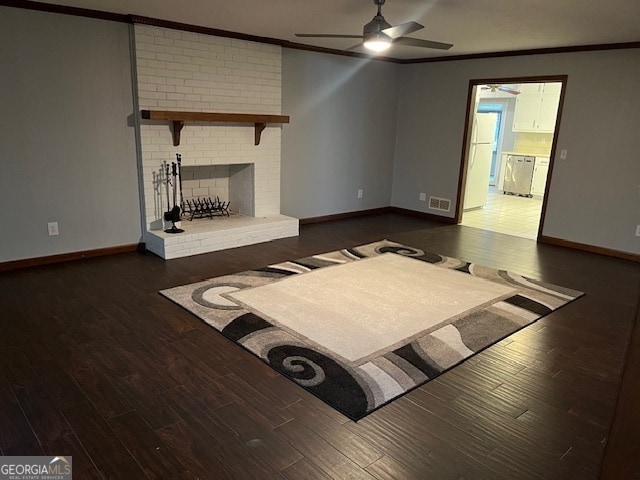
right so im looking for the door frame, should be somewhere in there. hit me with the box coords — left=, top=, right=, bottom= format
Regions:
left=454, top=75, right=569, bottom=240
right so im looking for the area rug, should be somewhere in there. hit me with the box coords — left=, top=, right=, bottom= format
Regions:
left=160, top=240, right=583, bottom=421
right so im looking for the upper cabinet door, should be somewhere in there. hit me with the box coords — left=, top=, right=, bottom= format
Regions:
left=537, top=95, right=561, bottom=132
left=512, top=81, right=563, bottom=132
left=518, top=83, right=543, bottom=94
left=541, top=82, right=563, bottom=95
left=513, top=95, right=541, bottom=131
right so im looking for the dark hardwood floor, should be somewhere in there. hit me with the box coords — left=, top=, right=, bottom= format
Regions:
left=1, top=213, right=638, bottom=479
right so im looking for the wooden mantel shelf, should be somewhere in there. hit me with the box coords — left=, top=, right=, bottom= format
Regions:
left=140, top=110, right=290, bottom=146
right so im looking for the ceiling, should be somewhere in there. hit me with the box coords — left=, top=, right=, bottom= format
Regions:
left=29, top=0, right=640, bottom=60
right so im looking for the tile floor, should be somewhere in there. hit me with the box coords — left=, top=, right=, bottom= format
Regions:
left=461, top=186, right=543, bottom=240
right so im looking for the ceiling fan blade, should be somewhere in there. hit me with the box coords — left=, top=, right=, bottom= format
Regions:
left=382, top=21, right=423, bottom=39
left=498, top=86, right=521, bottom=95
left=393, top=37, right=453, bottom=50
left=295, top=33, right=363, bottom=39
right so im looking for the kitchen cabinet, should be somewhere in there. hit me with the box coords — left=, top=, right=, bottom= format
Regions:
left=512, top=95, right=542, bottom=131
left=531, top=157, right=549, bottom=196
left=536, top=95, right=560, bottom=131
left=518, top=82, right=562, bottom=95
left=512, top=83, right=561, bottom=133
left=497, top=153, right=509, bottom=190
left=517, top=83, right=544, bottom=94
left=541, top=82, right=562, bottom=95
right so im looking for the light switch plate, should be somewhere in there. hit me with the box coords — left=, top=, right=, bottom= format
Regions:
left=47, top=222, right=59, bottom=236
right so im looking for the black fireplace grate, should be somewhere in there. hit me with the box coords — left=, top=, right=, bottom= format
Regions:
left=182, top=197, right=230, bottom=220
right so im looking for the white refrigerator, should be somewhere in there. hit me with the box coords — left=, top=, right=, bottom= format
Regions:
left=464, top=112, right=498, bottom=210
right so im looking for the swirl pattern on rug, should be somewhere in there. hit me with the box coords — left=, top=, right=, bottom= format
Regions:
left=160, top=239, right=583, bottom=421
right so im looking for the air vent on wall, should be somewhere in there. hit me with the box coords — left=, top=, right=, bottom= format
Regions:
left=429, top=196, right=451, bottom=212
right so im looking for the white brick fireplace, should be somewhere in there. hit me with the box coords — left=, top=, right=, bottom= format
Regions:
left=134, top=24, right=298, bottom=259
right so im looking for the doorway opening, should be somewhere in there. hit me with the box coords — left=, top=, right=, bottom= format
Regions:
left=458, top=77, right=566, bottom=240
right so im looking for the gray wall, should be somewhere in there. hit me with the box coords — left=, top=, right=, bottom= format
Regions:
left=2, top=6, right=638, bottom=260
left=0, top=8, right=140, bottom=262
left=393, top=50, right=640, bottom=254
left=281, top=49, right=399, bottom=219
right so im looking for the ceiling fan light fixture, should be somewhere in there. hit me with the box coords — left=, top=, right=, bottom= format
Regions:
left=363, top=32, right=392, bottom=52
left=294, top=0, right=451, bottom=55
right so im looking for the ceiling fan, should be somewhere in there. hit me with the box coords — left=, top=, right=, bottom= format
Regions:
left=482, top=84, right=521, bottom=95
left=295, top=0, right=453, bottom=53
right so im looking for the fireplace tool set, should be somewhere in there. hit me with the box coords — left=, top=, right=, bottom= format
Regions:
left=163, top=154, right=231, bottom=234
left=163, top=157, right=184, bottom=234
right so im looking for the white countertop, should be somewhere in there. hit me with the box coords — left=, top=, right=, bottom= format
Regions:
left=501, top=151, right=550, bottom=158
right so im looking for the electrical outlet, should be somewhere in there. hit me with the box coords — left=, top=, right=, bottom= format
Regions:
left=357, top=189, right=363, bottom=199
left=636, top=224, right=640, bottom=237
left=47, top=222, right=59, bottom=236
left=419, top=193, right=427, bottom=201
